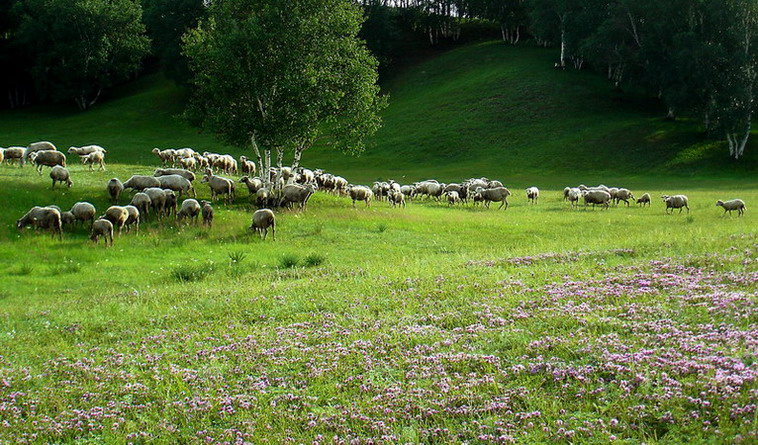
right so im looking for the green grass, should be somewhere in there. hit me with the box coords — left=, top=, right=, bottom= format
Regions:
left=0, top=41, right=756, bottom=442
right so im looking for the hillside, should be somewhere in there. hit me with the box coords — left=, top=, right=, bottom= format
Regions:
left=0, top=41, right=756, bottom=186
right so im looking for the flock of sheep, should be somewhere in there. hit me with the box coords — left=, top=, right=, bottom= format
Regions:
left=4, top=141, right=748, bottom=247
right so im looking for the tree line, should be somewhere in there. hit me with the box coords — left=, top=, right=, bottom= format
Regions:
left=0, top=0, right=755, bottom=159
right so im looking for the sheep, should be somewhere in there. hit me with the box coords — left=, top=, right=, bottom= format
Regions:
left=50, top=165, right=72, bottom=188
left=152, top=148, right=176, bottom=166
left=661, top=195, right=689, bottom=214
left=144, top=188, right=167, bottom=216
left=107, top=178, right=124, bottom=203
left=201, top=170, right=235, bottom=203
left=0, top=148, right=3, bottom=164
left=69, top=202, right=96, bottom=227
left=16, top=206, right=62, bottom=239
left=614, top=188, right=634, bottom=206
left=240, top=156, right=257, bottom=175
left=473, top=187, right=512, bottom=209
left=130, top=192, right=151, bottom=218
left=24, top=141, right=57, bottom=164
left=372, top=182, right=389, bottom=201
left=445, top=190, right=461, bottom=206
left=583, top=189, right=612, bottom=209
left=124, top=205, right=140, bottom=232
left=154, top=168, right=195, bottom=182
left=348, top=185, right=373, bottom=208
left=2, top=147, right=25, bottom=166
left=163, top=190, right=178, bottom=217
left=68, top=145, right=106, bottom=156
left=90, top=219, right=114, bottom=246
left=173, top=147, right=197, bottom=159
left=29, top=150, right=66, bottom=174
left=61, top=211, right=76, bottom=228
left=400, top=185, right=416, bottom=199
left=295, top=167, right=313, bottom=184
left=177, top=199, right=201, bottom=223
left=256, top=188, right=273, bottom=208
left=200, top=200, right=214, bottom=227
left=279, top=184, right=316, bottom=210
left=333, top=176, right=348, bottom=195
left=388, top=190, right=406, bottom=208
left=123, top=175, right=161, bottom=192
left=156, top=174, right=195, bottom=198
left=636, top=193, right=651, bottom=207
left=179, top=156, right=197, bottom=171
left=249, top=209, right=276, bottom=240
left=563, top=187, right=571, bottom=201
left=102, top=206, right=129, bottom=233
left=716, top=199, right=746, bottom=216
left=240, top=176, right=264, bottom=196
left=567, top=188, right=582, bottom=208
left=81, top=150, right=106, bottom=171
left=525, top=187, right=540, bottom=204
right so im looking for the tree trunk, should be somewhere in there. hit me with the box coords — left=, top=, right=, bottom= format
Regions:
left=559, top=28, right=566, bottom=68
left=736, top=116, right=752, bottom=159
left=665, top=107, right=676, bottom=121
left=276, top=147, right=283, bottom=169
left=250, top=134, right=263, bottom=175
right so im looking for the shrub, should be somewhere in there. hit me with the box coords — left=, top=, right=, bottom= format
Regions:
left=171, top=262, right=216, bottom=282
left=303, top=253, right=326, bottom=267
left=279, top=254, right=300, bottom=269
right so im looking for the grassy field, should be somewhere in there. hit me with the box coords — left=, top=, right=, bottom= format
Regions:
left=0, top=41, right=756, bottom=442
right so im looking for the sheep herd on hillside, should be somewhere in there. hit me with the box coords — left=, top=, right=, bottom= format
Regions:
left=3, top=141, right=748, bottom=247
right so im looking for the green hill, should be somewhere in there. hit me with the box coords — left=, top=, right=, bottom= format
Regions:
left=1, top=41, right=756, bottom=186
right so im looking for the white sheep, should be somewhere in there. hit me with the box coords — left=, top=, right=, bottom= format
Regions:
left=130, top=192, right=151, bottom=218
left=389, top=190, right=407, bottom=208
left=201, top=170, right=235, bottom=203
left=240, top=156, right=257, bottom=175
left=2, top=147, right=25, bottom=166
left=16, top=206, right=62, bottom=239
left=163, top=190, right=178, bottom=217
left=107, top=178, right=124, bottom=203
left=29, top=150, right=66, bottom=174
left=445, top=190, right=461, bottom=206
left=123, top=175, right=161, bottom=191
left=348, top=185, right=373, bottom=208
left=567, top=187, right=582, bottom=208
left=614, top=188, right=634, bottom=206
left=24, top=141, right=57, bottom=164
left=124, top=205, right=140, bottom=232
left=50, top=165, right=72, bottom=188
left=716, top=199, right=746, bottom=216
left=156, top=174, right=195, bottom=198
left=177, top=199, right=201, bottom=223
left=68, top=145, right=106, bottom=156
left=636, top=193, right=651, bottom=207
left=661, top=195, right=689, bottom=214
left=583, top=189, right=612, bottom=209
left=200, top=200, right=214, bottom=227
left=70, top=202, right=96, bottom=227
left=102, top=206, right=129, bottom=233
left=525, top=187, right=540, bottom=204
left=240, top=176, right=264, bottom=196
left=152, top=148, right=176, bottom=166
left=81, top=150, right=106, bottom=171
left=249, top=209, right=276, bottom=240
left=154, top=168, right=195, bottom=182
left=90, top=219, right=114, bottom=246
left=143, top=188, right=166, bottom=216
left=473, top=187, right=511, bottom=209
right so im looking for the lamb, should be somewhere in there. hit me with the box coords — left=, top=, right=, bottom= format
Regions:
left=661, top=195, right=689, bottom=214
left=143, top=188, right=167, bottom=216
left=50, top=165, right=72, bottom=188
left=201, top=170, right=235, bottom=203
left=177, top=199, right=201, bottom=223
left=123, top=175, right=161, bottom=191
left=81, top=150, right=106, bottom=171
left=152, top=148, right=176, bottom=166
left=583, top=189, right=612, bottom=209
left=200, top=200, right=214, bottom=227
left=107, top=178, right=124, bottom=203
left=445, top=190, right=461, bottom=206
left=90, top=219, right=114, bottom=246
left=154, top=168, right=195, bottom=182
left=16, top=206, right=62, bottom=239
left=68, top=145, right=106, bottom=156
left=614, top=188, right=634, bottom=206
left=473, top=187, right=512, bottom=209
left=156, top=174, right=195, bottom=198
left=240, top=156, right=257, bottom=175
left=163, top=190, right=178, bottom=217
left=279, top=184, right=316, bottom=210
left=124, top=205, right=140, bottom=232
left=636, top=193, right=651, bottom=207
left=29, top=150, right=66, bottom=174
left=130, top=192, right=151, bottom=218
left=525, top=187, right=540, bottom=204
left=249, top=209, right=276, bottom=240
left=69, top=202, right=96, bottom=227
left=240, top=176, right=264, bottom=196
left=348, top=185, right=373, bottom=208
left=716, top=199, right=746, bottom=216
left=102, top=206, right=129, bottom=233
left=388, top=190, right=406, bottom=208
left=2, top=147, right=25, bottom=166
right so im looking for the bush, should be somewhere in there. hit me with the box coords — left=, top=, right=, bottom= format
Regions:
left=278, top=254, right=300, bottom=269
left=171, top=262, right=216, bottom=282
left=303, top=253, right=326, bottom=267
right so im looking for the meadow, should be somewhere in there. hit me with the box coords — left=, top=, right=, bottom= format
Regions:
left=0, top=41, right=757, bottom=443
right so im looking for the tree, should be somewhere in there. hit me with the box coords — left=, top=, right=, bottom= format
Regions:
left=183, top=0, right=386, bottom=180
left=14, top=0, right=150, bottom=110
left=142, top=0, right=207, bottom=85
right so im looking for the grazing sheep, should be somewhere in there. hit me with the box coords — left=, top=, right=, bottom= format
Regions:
left=201, top=170, right=235, bottom=203
left=16, top=206, right=62, bottom=239
left=583, top=189, right=612, bottom=209
left=60, top=211, right=76, bottom=228
left=200, top=200, right=214, bottom=227
left=152, top=148, right=176, bottom=166
left=279, top=184, right=316, bottom=210
left=102, top=206, right=129, bottom=233
left=525, top=187, right=540, bottom=204
left=107, top=178, right=124, bottom=203
left=90, top=219, right=114, bottom=246
left=388, top=190, right=406, bottom=208
left=614, top=188, right=634, bottom=206
left=29, top=150, right=66, bottom=174
left=256, top=188, right=273, bottom=208
left=70, top=202, right=96, bottom=227
left=445, top=190, right=461, bottom=206
left=163, top=190, right=178, bottom=217
left=50, top=165, right=72, bottom=188
left=177, top=199, right=201, bottom=223
left=81, top=150, right=106, bottom=171
left=2, top=147, right=25, bottom=166
left=123, top=175, right=161, bottom=191
left=567, top=187, right=582, bottom=208
left=124, top=205, right=140, bottom=232
left=636, top=193, right=651, bottom=207
left=661, top=195, right=689, bottom=214
left=249, top=209, right=276, bottom=240
left=143, top=188, right=167, bottom=216
left=68, top=145, right=106, bottom=156
left=348, top=185, right=373, bottom=208
left=716, top=199, right=746, bottom=216
left=240, top=176, right=264, bottom=196
left=156, top=174, right=195, bottom=198
left=473, top=187, right=512, bottom=209
left=154, top=168, right=195, bottom=182
left=130, top=192, right=151, bottom=218
left=240, top=156, right=257, bottom=175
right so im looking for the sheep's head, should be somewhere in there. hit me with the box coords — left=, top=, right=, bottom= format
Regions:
left=152, top=148, right=160, bottom=154
left=716, top=200, right=724, bottom=207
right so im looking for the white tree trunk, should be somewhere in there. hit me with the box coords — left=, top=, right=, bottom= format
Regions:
left=250, top=134, right=263, bottom=176
left=559, top=28, right=566, bottom=68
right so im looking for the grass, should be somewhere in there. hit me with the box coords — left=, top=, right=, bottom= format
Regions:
left=0, top=41, right=756, bottom=442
